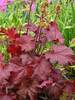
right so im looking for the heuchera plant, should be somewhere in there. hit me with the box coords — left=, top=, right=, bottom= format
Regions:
left=0, top=0, right=75, bottom=100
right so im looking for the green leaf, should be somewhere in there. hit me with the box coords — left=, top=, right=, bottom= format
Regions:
left=70, top=38, right=75, bottom=47
left=69, top=65, right=75, bottom=69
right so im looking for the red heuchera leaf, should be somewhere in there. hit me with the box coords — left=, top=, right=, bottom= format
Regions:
left=33, top=58, right=52, bottom=81
left=8, top=56, right=38, bottom=84
left=0, top=67, right=10, bottom=84
left=16, top=35, right=35, bottom=52
left=7, top=44, right=21, bottom=56
left=42, top=21, right=64, bottom=43
left=46, top=80, right=73, bottom=100
left=20, top=54, right=33, bottom=65
left=17, top=78, right=39, bottom=100
left=63, top=81, right=73, bottom=100
left=5, top=28, right=20, bottom=40
left=65, top=80, right=75, bottom=93
left=45, top=45, right=75, bottom=65
left=9, top=56, right=22, bottom=66
left=0, top=53, right=4, bottom=63
left=0, top=62, right=22, bottom=85
left=39, top=79, right=53, bottom=88
left=11, top=56, right=41, bottom=85
left=3, top=62, right=23, bottom=86
left=48, top=83, right=63, bottom=99
left=72, top=80, right=75, bottom=93
left=0, top=27, right=20, bottom=40
left=50, top=69, right=63, bottom=81
left=0, top=95, right=15, bottom=100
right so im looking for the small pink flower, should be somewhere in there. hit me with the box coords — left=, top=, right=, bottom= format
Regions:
left=0, top=0, right=7, bottom=12
left=48, top=0, right=52, bottom=3
left=8, top=0, right=14, bottom=4
left=31, top=2, right=36, bottom=12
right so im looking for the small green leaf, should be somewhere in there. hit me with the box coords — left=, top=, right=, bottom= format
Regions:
left=70, top=38, right=75, bottom=47
left=69, top=65, right=75, bottom=69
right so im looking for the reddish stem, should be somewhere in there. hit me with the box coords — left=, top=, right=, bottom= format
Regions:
left=26, top=1, right=33, bottom=34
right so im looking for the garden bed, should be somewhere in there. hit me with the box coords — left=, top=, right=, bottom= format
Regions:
left=0, top=0, right=75, bottom=100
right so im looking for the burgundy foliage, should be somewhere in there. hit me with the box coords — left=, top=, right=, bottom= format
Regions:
left=0, top=21, right=75, bottom=100
left=45, top=45, right=75, bottom=65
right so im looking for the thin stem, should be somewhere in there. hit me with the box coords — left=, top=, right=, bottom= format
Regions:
left=26, top=1, right=33, bottom=34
